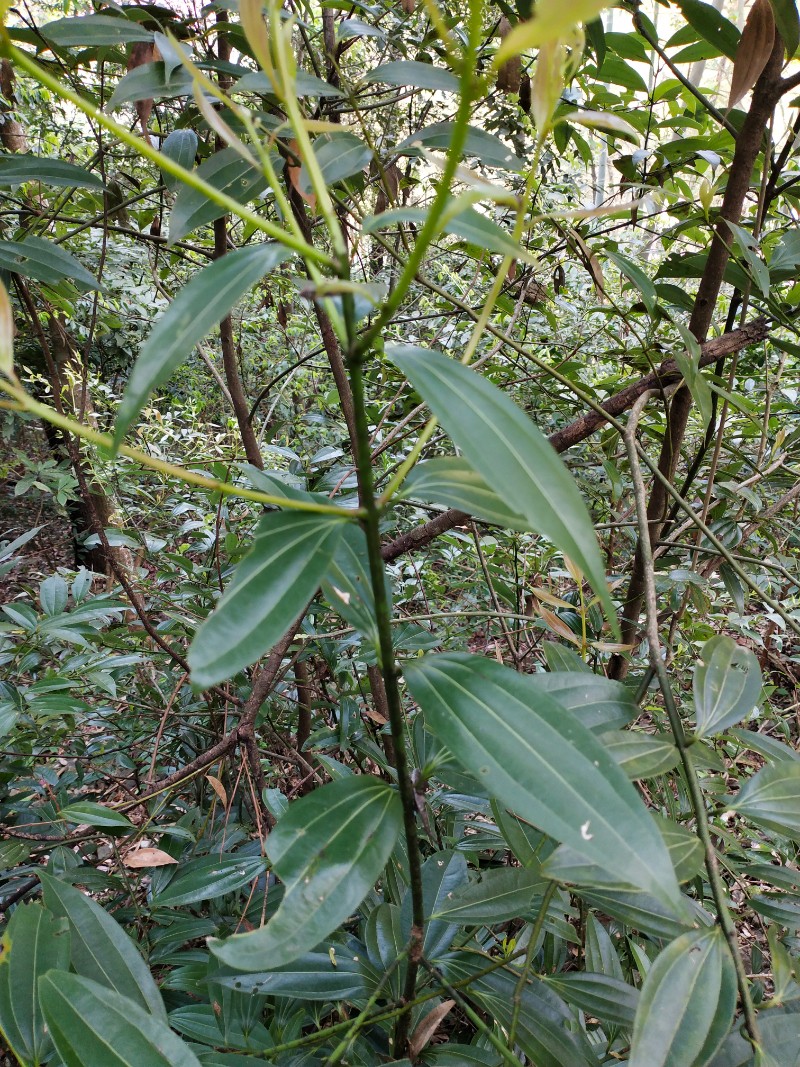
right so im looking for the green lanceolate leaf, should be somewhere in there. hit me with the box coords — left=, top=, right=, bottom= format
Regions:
left=431, top=866, right=547, bottom=924
left=298, top=133, right=372, bottom=195
left=401, top=456, right=527, bottom=530
left=388, top=345, right=617, bottom=634
left=168, top=148, right=270, bottom=243
left=215, top=948, right=378, bottom=1001
left=60, top=801, right=134, bottom=831
left=365, top=60, right=460, bottom=92
left=321, top=524, right=384, bottom=650
left=41, top=13, right=155, bottom=46
left=40, top=872, right=166, bottom=1019
left=599, top=731, right=681, bottom=779
left=524, top=670, right=639, bottom=732
left=0, top=902, right=71, bottom=1065
left=114, top=243, right=292, bottom=446
left=770, top=0, right=800, bottom=57
left=629, top=927, right=735, bottom=1067
left=209, top=777, right=402, bottom=970
left=395, top=123, right=525, bottom=171
left=0, top=153, right=104, bottom=189
left=0, top=236, right=99, bottom=290
left=39, top=973, right=201, bottom=1067
left=152, top=854, right=266, bottom=908
left=606, top=249, right=657, bottom=314
left=692, top=635, right=762, bottom=738
left=188, top=511, right=347, bottom=688
left=730, top=762, right=800, bottom=842
left=404, top=653, right=682, bottom=912
left=544, top=972, right=640, bottom=1028
left=109, top=63, right=194, bottom=109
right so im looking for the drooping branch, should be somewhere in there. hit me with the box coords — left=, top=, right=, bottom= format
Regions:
left=381, top=319, right=768, bottom=562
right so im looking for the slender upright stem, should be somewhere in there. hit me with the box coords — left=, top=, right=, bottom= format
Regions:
left=623, top=391, right=760, bottom=1048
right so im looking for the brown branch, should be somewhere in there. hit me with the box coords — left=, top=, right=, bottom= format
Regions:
left=380, top=319, right=768, bottom=563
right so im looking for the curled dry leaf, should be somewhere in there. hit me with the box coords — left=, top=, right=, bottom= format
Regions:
left=123, top=847, right=178, bottom=868
left=408, top=999, right=455, bottom=1061
left=728, top=0, right=776, bottom=109
left=206, top=774, right=228, bottom=808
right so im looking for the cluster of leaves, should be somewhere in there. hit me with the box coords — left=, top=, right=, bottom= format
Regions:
left=0, top=0, right=800, bottom=1064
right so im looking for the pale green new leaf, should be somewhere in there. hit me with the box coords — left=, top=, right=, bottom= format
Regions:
left=388, top=345, right=617, bottom=634
left=730, top=762, right=800, bottom=842
left=629, top=928, right=735, bottom=1067
left=404, top=653, right=682, bottom=911
left=40, top=872, right=167, bottom=1019
left=693, top=635, right=762, bottom=738
left=210, top=777, right=402, bottom=970
left=189, top=512, right=347, bottom=688
left=114, top=243, right=292, bottom=446
left=0, top=902, right=70, bottom=1065
left=496, top=0, right=611, bottom=63
left=39, top=973, right=201, bottom=1067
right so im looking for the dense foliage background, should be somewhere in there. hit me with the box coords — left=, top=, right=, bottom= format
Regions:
left=1, top=0, right=800, bottom=1063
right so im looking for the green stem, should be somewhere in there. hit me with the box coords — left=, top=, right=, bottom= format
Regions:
left=623, top=392, right=760, bottom=1048
left=0, top=37, right=331, bottom=267
left=509, top=882, right=557, bottom=1047
left=1, top=380, right=359, bottom=517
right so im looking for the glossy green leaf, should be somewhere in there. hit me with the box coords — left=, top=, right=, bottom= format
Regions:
left=431, top=866, right=547, bottom=924
left=388, top=346, right=617, bottom=633
left=599, top=731, right=681, bottom=779
left=544, top=972, right=639, bottom=1028
left=39, top=972, right=201, bottom=1067
left=404, top=653, right=682, bottom=911
left=41, top=13, right=154, bottom=46
left=168, top=148, right=270, bottom=243
left=60, top=801, right=134, bottom=831
left=629, top=927, right=735, bottom=1067
left=526, top=671, right=639, bottom=732
left=209, top=777, right=402, bottom=970
left=188, top=511, right=347, bottom=688
left=152, top=854, right=266, bottom=908
left=160, top=129, right=198, bottom=194
left=0, top=153, right=103, bottom=189
left=0, top=902, right=70, bottom=1065
left=395, top=123, right=525, bottom=171
left=693, top=635, right=762, bottom=738
left=0, top=236, right=98, bottom=290
left=321, top=524, right=383, bottom=649
left=578, top=887, right=706, bottom=940
left=114, top=243, right=292, bottom=446
left=770, top=0, right=800, bottom=56
left=40, top=872, right=166, bottom=1019
left=365, top=60, right=459, bottom=92
left=750, top=893, right=800, bottom=930
left=730, top=762, right=800, bottom=842
left=298, top=133, right=371, bottom=195
left=216, top=947, right=377, bottom=1001
left=401, top=850, right=468, bottom=959
left=109, top=63, right=193, bottom=109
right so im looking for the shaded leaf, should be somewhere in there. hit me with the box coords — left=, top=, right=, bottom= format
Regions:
left=599, top=731, right=681, bottom=779
left=693, top=635, right=762, bottom=738
left=544, top=972, right=639, bottom=1028
left=109, top=62, right=193, bottom=109
left=160, top=129, right=198, bottom=194
left=431, top=866, right=547, bottom=924
left=365, top=60, right=459, bottom=92
left=188, top=512, right=347, bottom=689
left=395, top=122, right=525, bottom=171
left=0, top=902, right=70, bottom=1065
left=41, top=13, right=154, bottom=46
left=216, top=947, right=377, bottom=1001
left=404, top=653, right=682, bottom=911
left=60, top=801, right=134, bottom=831
left=209, top=777, right=402, bottom=970
left=298, top=132, right=371, bottom=195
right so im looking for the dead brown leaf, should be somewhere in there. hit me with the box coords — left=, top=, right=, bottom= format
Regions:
left=408, top=999, right=455, bottom=1061
left=123, top=847, right=178, bottom=869
left=728, top=0, right=775, bottom=109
